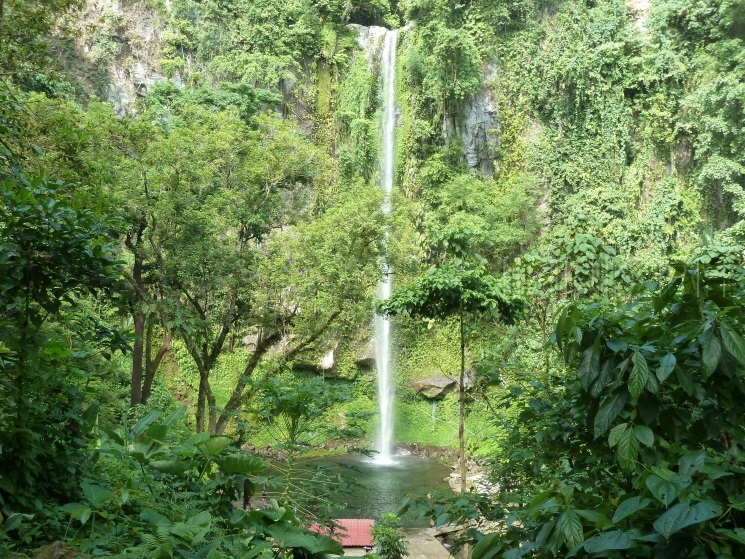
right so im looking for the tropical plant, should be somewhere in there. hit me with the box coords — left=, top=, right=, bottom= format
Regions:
left=463, top=246, right=745, bottom=557
left=251, top=376, right=363, bottom=525
left=372, top=513, right=409, bottom=559
left=0, top=174, right=126, bottom=514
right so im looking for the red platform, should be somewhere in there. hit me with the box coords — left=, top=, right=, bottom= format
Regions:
left=310, top=518, right=375, bottom=547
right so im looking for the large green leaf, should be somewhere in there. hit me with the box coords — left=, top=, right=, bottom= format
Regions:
left=215, top=454, right=267, bottom=475
left=179, top=432, right=212, bottom=455
left=654, top=276, right=681, bottom=312
left=617, top=428, right=639, bottom=472
left=608, top=422, right=628, bottom=448
left=132, top=411, right=162, bottom=438
left=238, top=541, right=273, bottom=559
left=502, top=542, right=536, bottom=559
left=653, top=500, right=722, bottom=539
left=574, top=509, right=611, bottom=528
left=646, top=475, right=677, bottom=507
left=472, top=532, right=501, bottom=559
left=131, top=438, right=165, bottom=462
left=557, top=509, right=583, bottom=549
left=81, top=482, right=114, bottom=506
left=2, top=513, right=30, bottom=533
left=162, top=405, right=187, bottom=426
left=720, top=322, right=745, bottom=366
left=145, top=423, right=169, bottom=442
left=633, top=425, right=654, bottom=447
left=702, top=333, right=721, bottom=378
left=196, top=436, right=233, bottom=458
left=61, top=503, right=92, bottom=525
left=613, top=496, right=651, bottom=523
left=717, top=528, right=745, bottom=545
left=594, top=390, right=628, bottom=438
left=578, top=337, right=601, bottom=392
left=629, top=351, right=649, bottom=400
left=591, top=359, right=614, bottom=398
left=151, top=460, right=191, bottom=475
left=678, top=451, right=705, bottom=476
left=583, top=530, right=636, bottom=553
left=266, top=523, right=343, bottom=555
left=656, top=354, right=676, bottom=382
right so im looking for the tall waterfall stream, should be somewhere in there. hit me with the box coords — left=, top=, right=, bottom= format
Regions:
left=374, top=28, right=398, bottom=465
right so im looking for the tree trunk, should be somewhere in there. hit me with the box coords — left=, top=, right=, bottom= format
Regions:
left=214, top=331, right=281, bottom=435
left=214, top=309, right=341, bottom=434
left=207, top=383, right=217, bottom=435
left=459, top=301, right=467, bottom=493
left=130, top=313, right=146, bottom=407
left=142, top=325, right=171, bottom=404
left=126, top=222, right=147, bottom=408
left=196, top=371, right=207, bottom=433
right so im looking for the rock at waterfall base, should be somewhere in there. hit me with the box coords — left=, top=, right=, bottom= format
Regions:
left=355, top=339, right=376, bottom=368
left=408, top=375, right=456, bottom=399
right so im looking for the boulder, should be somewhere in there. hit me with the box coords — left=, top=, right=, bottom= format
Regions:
left=242, top=333, right=258, bottom=348
left=319, top=347, right=336, bottom=371
left=355, top=338, right=376, bottom=368
left=34, top=542, right=85, bottom=559
left=408, top=375, right=457, bottom=399
left=292, top=341, right=340, bottom=375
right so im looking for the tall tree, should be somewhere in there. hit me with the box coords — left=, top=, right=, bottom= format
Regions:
left=379, top=230, right=520, bottom=491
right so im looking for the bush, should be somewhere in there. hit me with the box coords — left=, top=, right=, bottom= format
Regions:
left=372, top=513, right=409, bottom=559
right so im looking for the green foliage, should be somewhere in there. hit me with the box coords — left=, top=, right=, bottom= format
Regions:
left=509, top=232, right=635, bottom=303
left=372, top=513, right=409, bottom=559
left=0, top=0, right=81, bottom=84
left=0, top=174, right=126, bottom=513
left=379, top=228, right=522, bottom=321
left=146, top=81, right=281, bottom=122
left=4, top=0, right=745, bottom=556
left=452, top=248, right=745, bottom=558
left=251, top=377, right=362, bottom=525
left=47, top=406, right=344, bottom=558
left=421, top=173, right=541, bottom=262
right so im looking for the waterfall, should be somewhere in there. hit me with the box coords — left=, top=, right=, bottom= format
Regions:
left=374, top=29, right=398, bottom=465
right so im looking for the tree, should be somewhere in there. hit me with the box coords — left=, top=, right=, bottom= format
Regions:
left=214, top=186, right=384, bottom=434
left=0, top=0, right=80, bottom=85
left=379, top=229, right=521, bottom=492
left=0, top=173, right=126, bottom=511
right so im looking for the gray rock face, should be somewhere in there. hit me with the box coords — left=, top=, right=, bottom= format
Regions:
left=408, top=375, right=457, bottom=399
left=348, top=24, right=389, bottom=71
left=443, top=60, right=499, bottom=176
left=628, top=0, right=650, bottom=31
left=355, top=338, right=376, bottom=368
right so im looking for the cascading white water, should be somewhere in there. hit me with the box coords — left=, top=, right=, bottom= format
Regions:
left=374, top=29, right=398, bottom=465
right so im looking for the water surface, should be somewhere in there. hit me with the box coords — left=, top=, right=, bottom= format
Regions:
left=322, top=454, right=451, bottom=527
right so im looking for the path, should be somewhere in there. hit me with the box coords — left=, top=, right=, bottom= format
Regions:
left=404, top=529, right=453, bottom=559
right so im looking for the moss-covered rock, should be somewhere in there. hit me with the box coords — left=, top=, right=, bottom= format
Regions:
left=407, top=374, right=456, bottom=399
left=33, top=541, right=86, bottom=559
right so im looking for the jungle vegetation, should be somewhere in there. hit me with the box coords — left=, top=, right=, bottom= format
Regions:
left=1, top=0, right=744, bottom=557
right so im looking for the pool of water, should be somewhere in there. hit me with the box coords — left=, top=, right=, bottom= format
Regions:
left=319, top=454, right=452, bottom=527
